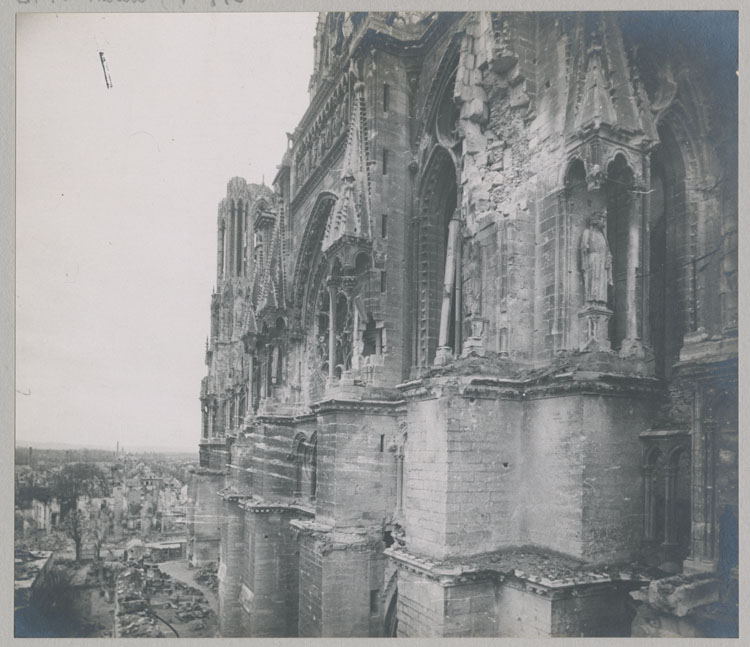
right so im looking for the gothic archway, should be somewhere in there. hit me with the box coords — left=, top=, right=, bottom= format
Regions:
left=649, top=123, right=689, bottom=378
left=414, top=147, right=458, bottom=368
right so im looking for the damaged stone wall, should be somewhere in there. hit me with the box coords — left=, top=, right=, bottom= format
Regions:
left=193, top=10, right=736, bottom=639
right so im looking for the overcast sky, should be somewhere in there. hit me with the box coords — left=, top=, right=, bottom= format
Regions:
left=16, top=12, right=317, bottom=452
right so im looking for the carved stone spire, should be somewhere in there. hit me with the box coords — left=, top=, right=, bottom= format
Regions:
left=321, top=70, right=372, bottom=252
left=574, top=39, right=616, bottom=132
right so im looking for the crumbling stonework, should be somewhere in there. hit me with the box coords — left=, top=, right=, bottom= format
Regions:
left=188, top=11, right=737, bottom=637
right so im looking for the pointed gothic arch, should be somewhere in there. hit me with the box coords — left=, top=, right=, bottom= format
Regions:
left=291, top=192, right=338, bottom=321
left=413, top=145, right=459, bottom=368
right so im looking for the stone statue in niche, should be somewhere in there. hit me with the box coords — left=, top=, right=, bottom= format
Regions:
left=579, top=211, right=612, bottom=305
left=463, top=241, right=481, bottom=320
left=233, top=296, right=244, bottom=337
left=461, top=239, right=487, bottom=357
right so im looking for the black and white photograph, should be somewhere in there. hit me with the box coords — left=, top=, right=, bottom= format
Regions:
left=10, top=6, right=739, bottom=639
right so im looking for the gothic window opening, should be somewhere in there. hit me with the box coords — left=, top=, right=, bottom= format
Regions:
left=201, top=405, right=209, bottom=438
left=252, top=340, right=263, bottom=410
left=650, top=125, right=688, bottom=378
left=265, top=345, right=274, bottom=395
left=415, top=148, right=458, bottom=367
left=316, top=289, right=330, bottom=375
left=292, top=433, right=306, bottom=498
left=238, top=392, right=246, bottom=426
left=643, top=443, right=691, bottom=566
left=605, top=155, right=634, bottom=351
left=362, top=314, right=382, bottom=357
left=228, top=201, right=236, bottom=278
left=382, top=214, right=388, bottom=238
left=309, top=433, right=318, bottom=501
left=236, top=200, right=245, bottom=276
left=334, top=292, right=353, bottom=377
left=383, top=84, right=390, bottom=112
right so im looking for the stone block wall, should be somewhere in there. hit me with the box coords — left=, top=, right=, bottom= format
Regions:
left=402, top=397, right=449, bottom=558
left=394, top=567, right=447, bottom=637
left=495, top=583, right=553, bottom=637
left=321, top=546, right=374, bottom=636
left=443, top=580, right=498, bottom=637
left=315, top=405, right=400, bottom=528
left=188, top=471, right=224, bottom=566
left=403, top=380, right=526, bottom=559
left=522, top=392, right=653, bottom=561
left=551, top=584, right=634, bottom=636
left=297, top=533, right=324, bottom=637
left=578, top=394, right=654, bottom=561
left=520, top=395, right=586, bottom=555
left=241, top=510, right=300, bottom=637
left=218, top=498, right=245, bottom=636
left=248, top=420, right=296, bottom=501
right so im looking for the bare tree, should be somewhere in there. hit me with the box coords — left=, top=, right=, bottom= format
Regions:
left=53, top=463, right=109, bottom=561
left=88, top=501, right=113, bottom=561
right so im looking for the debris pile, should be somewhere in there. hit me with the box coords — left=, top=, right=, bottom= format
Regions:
left=113, top=562, right=217, bottom=637
left=114, top=568, right=164, bottom=638
left=193, top=564, right=218, bottom=591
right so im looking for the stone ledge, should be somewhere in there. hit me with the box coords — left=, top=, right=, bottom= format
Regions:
left=386, top=545, right=647, bottom=596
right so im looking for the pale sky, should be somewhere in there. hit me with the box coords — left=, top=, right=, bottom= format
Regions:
left=16, top=12, right=317, bottom=452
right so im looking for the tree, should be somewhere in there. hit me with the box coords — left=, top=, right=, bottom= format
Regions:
left=53, top=463, right=109, bottom=561
left=88, top=501, right=113, bottom=561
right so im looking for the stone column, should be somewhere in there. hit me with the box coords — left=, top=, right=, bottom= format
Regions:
left=643, top=464, right=655, bottom=541
left=684, top=388, right=717, bottom=574
left=208, top=402, right=214, bottom=437
left=435, top=215, right=459, bottom=365
left=663, top=464, right=678, bottom=545
left=640, top=159, right=652, bottom=347
left=621, top=190, right=647, bottom=358
left=327, top=282, right=338, bottom=380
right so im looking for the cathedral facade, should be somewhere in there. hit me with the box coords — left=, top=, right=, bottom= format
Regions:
left=189, top=12, right=738, bottom=637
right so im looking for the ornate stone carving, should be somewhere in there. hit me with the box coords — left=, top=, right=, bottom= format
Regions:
left=579, top=211, right=612, bottom=305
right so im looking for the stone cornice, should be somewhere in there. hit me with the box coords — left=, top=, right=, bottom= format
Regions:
left=289, top=518, right=381, bottom=552
left=311, top=396, right=406, bottom=415
left=385, top=546, right=646, bottom=599
left=254, top=411, right=318, bottom=426
left=240, top=499, right=314, bottom=517
left=398, top=371, right=663, bottom=402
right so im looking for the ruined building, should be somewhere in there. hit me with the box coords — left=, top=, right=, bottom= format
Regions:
left=188, top=12, right=738, bottom=637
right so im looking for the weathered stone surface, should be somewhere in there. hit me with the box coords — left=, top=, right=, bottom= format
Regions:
left=187, top=10, right=737, bottom=639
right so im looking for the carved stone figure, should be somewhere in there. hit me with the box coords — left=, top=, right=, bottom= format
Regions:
left=463, top=241, right=481, bottom=319
left=579, top=211, right=612, bottom=304
left=233, top=296, right=244, bottom=336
